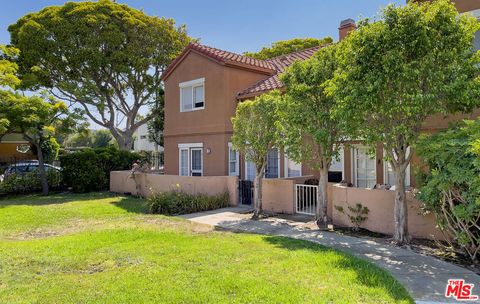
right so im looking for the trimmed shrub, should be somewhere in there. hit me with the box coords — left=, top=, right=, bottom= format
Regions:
left=60, top=147, right=143, bottom=193
left=148, top=191, right=229, bottom=215
left=0, top=170, right=62, bottom=194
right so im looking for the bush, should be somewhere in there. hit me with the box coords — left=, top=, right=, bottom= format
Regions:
left=334, top=203, right=369, bottom=232
left=60, top=147, right=143, bottom=193
left=416, top=119, right=480, bottom=264
left=148, top=191, right=229, bottom=215
left=0, top=170, right=62, bottom=194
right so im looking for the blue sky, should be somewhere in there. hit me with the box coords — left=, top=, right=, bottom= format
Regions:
left=1, top=0, right=405, bottom=53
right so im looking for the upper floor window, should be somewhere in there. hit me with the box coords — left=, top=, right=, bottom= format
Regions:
left=179, top=78, right=205, bottom=112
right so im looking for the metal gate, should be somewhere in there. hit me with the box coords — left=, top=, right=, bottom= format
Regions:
left=238, top=180, right=254, bottom=205
left=296, top=184, right=317, bottom=215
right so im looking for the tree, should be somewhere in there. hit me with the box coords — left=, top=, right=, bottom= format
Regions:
left=244, top=37, right=333, bottom=60
left=0, top=45, right=82, bottom=195
left=416, top=119, right=480, bottom=264
left=231, top=91, right=282, bottom=218
left=92, top=130, right=114, bottom=148
left=280, top=43, right=347, bottom=228
left=330, top=0, right=480, bottom=243
left=147, top=88, right=164, bottom=170
left=9, top=0, right=191, bottom=150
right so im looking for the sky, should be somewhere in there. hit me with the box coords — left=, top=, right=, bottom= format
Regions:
left=1, top=0, right=405, bottom=53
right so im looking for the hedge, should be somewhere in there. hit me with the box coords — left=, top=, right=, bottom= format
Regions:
left=148, top=191, right=229, bottom=215
left=60, top=147, right=142, bottom=193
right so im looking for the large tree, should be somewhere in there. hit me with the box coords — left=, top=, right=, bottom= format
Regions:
left=331, top=0, right=480, bottom=243
left=244, top=37, right=333, bottom=60
left=8, top=0, right=191, bottom=150
left=231, top=91, right=282, bottom=219
left=280, top=43, right=347, bottom=228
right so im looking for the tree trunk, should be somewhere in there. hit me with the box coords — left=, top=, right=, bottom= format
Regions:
left=35, top=142, right=49, bottom=196
left=252, top=165, right=265, bottom=220
left=114, top=133, right=133, bottom=151
left=316, top=165, right=329, bottom=228
left=393, top=167, right=408, bottom=244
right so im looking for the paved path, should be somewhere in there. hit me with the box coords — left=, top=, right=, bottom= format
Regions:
left=181, top=207, right=480, bottom=304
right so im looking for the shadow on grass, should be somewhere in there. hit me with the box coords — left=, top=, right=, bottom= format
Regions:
left=0, top=192, right=135, bottom=207
left=261, top=235, right=414, bottom=303
left=111, top=197, right=150, bottom=214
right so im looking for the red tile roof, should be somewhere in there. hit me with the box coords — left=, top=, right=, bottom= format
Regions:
left=236, top=46, right=324, bottom=99
left=161, top=42, right=276, bottom=80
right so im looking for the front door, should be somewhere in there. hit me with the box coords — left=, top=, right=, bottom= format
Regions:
left=265, top=148, right=279, bottom=178
left=190, top=148, right=202, bottom=176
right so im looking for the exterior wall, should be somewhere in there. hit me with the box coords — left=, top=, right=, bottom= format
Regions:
left=133, top=124, right=162, bottom=152
left=331, top=185, right=445, bottom=240
left=163, top=51, right=269, bottom=176
left=0, top=143, right=35, bottom=160
left=262, top=176, right=314, bottom=214
left=110, top=171, right=239, bottom=206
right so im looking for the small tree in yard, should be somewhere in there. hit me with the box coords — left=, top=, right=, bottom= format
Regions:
left=231, top=92, right=282, bottom=219
left=330, top=0, right=480, bottom=244
left=8, top=0, right=191, bottom=150
left=280, top=43, right=348, bottom=228
left=0, top=45, right=82, bottom=195
left=147, top=88, right=165, bottom=171
left=416, top=119, right=480, bottom=264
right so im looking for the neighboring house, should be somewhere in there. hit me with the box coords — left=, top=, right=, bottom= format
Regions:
left=0, top=133, right=36, bottom=163
left=133, top=123, right=163, bottom=153
left=162, top=6, right=479, bottom=188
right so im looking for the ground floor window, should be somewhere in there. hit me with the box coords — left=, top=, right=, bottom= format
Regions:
left=178, top=143, right=203, bottom=176
left=228, top=142, right=239, bottom=176
left=329, top=148, right=344, bottom=182
left=284, top=155, right=301, bottom=177
left=245, top=148, right=279, bottom=181
left=353, top=146, right=376, bottom=188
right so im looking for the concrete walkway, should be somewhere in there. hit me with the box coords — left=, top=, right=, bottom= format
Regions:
left=181, top=207, right=480, bottom=304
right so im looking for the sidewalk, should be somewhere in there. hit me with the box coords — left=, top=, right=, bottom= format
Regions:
left=182, top=207, right=480, bottom=304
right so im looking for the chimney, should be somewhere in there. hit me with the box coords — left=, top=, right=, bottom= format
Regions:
left=339, top=19, right=356, bottom=40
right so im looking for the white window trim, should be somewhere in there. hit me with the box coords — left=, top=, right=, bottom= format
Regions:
left=329, top=147, right=344, bottom=180
left=383, top=148, right=411, bottom=187
left=284, top=155, right=302, bottom=178
left=228, top=142, right=240, bottom=176
left=179, top=78, right=205, bottom=112
left=178, top=143, right=203, bottom=176
left=190, top=147, right=203, bottom=176
left=352, top=145, right=377, bottom=188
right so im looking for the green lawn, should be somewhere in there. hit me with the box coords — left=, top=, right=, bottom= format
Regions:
left=0, top=193, right=413, bottom=303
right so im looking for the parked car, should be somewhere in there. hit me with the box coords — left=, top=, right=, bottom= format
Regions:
left=0, top=161, right=61, bottom=182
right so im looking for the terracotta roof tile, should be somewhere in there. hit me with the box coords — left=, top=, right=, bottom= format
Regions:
left=236, top=46, right=325, bottom=99
left=162, top=42, right=275, bottom=80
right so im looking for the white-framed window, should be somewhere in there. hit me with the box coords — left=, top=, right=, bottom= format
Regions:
left=228, top=142, right=239, bottom=176
left=329, top=148, right=344, bottom=182
left=178, top=143, right=203, bottom=176
left=245, top=148, right=280, bottom=181
left=179, top=78, right=205, bottom=112
left=383, top=148, right=411, bottom=187
left=284, top=155, right=302, bottom=177
left=352, top=146, right=376, bottom=188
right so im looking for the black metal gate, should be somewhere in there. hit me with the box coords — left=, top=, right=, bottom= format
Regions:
left=238, top=180, right=254, bottom=205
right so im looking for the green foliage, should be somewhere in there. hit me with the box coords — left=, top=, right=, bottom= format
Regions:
left=416, top=119, right=480, bottom=263
left=280, top=43, right=346, bottom=171
left=60, top=147, right=143, bottom=193
left=148, top=191, right=229, bottom=215
left=0, top=170, right=62, bottom=194
left=331, top=0, right=480, bottom=155
left=40, top=137, right=60, bottom=161
left=335, top=203, right=370, bottom=232
left=147, top=87, right=164, bottom=147
left=92, top=130, right=114, bottom=148
left=244, top=37, right=333, bottom=59
left=8, top=0, right=191, bottom=149
left=64, top=129, right=114, bottom=148
left=231, top=91, right=282, bottom=173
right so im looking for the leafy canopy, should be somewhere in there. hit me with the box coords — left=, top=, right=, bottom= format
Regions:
left=416, top=119, right=480, bottom=263
left=244, top=37, right=333, bottom=60
left=330, top=0, right=480, bottom=164
left=8, top=0, right=191, bottom=148
left=280, top=43, right=347, bottom=170
left=231, top=91, right=282, bottom=171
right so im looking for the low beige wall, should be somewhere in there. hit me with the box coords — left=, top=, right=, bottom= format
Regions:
left=110, top=171, right=239, bottom=206
left=331, top=185, right=444, bottom=240
left=262, top=176, right=315, bottom=214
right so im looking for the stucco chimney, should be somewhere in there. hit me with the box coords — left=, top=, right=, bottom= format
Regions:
left=339, top=19, right=356, bottom=40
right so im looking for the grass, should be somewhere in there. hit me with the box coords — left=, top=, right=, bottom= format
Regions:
left=0, top=192, right=413, bottom=303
